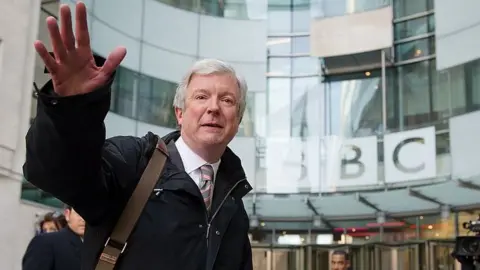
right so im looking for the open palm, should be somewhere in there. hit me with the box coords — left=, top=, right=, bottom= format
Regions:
left=35, top=2, right=126, bottom=96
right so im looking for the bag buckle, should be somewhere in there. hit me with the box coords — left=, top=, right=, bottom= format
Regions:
left=104, top=237, right=127, bottom=254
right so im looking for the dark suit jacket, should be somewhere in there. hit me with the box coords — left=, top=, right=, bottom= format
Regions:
left=22, top=227, right=82, bottom=270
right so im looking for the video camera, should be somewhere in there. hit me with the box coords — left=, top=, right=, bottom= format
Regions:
left=453, top=215, right=480, bottom=269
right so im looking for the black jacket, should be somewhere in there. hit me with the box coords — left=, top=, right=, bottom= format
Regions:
left=22, top=227, right=82, bottom=270
left=23, top=71, right=253, bottom=270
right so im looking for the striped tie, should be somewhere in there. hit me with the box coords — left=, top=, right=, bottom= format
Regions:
left=199, top=164, right=214, bottom=211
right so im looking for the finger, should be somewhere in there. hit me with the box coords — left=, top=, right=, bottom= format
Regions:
left=34, top=40, right=58, bottom=73
left=100, top=47, right=127, bottom=77
left=75, top=1, right=91, bottom=48
left=59, top=4, right=75, bottom=51
left=46, top=17, right=68, bottom=62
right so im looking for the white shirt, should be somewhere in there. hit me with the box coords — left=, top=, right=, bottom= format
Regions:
left=175, top=136, right=221, bottom=187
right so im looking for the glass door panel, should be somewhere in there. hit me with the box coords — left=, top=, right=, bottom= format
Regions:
left=428, top=241, right=456, bottom=270
left=252, top=247, right=270, bottom=270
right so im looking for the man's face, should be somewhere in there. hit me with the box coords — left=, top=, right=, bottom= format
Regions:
left=175, top=73, right=240, bottom=150
left=65, top=208, right=85, bottom=237
left=331, top=254, right=349, bottom=270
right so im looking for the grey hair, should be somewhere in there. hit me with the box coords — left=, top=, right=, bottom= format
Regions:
left=173, top=58, right=248, bottom=119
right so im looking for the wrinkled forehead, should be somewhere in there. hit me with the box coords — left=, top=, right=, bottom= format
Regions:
left=187, top=73, right=240, bottom=97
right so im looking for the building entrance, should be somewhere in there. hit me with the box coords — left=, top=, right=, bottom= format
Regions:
left=251, top=240, right=459, bottom=270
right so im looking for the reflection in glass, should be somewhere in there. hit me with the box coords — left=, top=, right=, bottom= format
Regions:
left=394, top=15, right=432, bottom=40
left=267, top=37, right=291, bottom=55
left=267, top=78, right=291, bottom=136
left=326, top=75, right=383, bottom=138
left=291, top=77, right=318, bottom=137
left=311, top=0, right=390, bottom=18
left=395, top=37, right=435, bottom=62
left=157, top=0, right=263, bottom=20
left=137, top=76, right=178, bottom=128
left=394, top=61, right=432, bottom=130
left=393, top=0, right=432, bottom=18
left=111, top=68, right=135, bottom=118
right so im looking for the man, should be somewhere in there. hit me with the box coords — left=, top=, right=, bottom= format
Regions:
left=331, top=250, right=350, bottom=270
left=23, top=1, right=253, bottom=270
left=23, top=207, right=85, bottom=270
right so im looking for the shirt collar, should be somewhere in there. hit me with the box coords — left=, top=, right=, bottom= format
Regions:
left=175, top=136, right=221, bottom=179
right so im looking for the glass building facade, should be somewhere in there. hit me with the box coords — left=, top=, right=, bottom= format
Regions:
left=24, top=2, right=480, bottom=266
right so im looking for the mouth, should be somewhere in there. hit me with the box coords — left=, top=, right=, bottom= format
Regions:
left=201, top=123, right=223, bottom=128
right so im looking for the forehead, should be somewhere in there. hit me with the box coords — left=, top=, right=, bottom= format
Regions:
left=187, top=73, right=239, bottom=95
left=331, top=254, right=346, bottom=262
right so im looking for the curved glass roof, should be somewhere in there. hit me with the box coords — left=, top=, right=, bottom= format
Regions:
left=244, top=177, right=480, bottom=226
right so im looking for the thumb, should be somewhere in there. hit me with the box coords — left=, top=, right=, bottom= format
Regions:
left=101, top=46, right=127, bottom=77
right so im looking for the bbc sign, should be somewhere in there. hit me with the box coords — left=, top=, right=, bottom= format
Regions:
left=322, top=126, right=437, bottom=191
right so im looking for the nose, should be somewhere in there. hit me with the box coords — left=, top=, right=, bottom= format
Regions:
left=206, top=96, right=220, bottom=114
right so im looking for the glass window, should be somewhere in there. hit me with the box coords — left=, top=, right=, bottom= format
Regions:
left=395, top=37, right=435, bottom=62
left=292, top=57, right=319, bottom=76
left=291, top=36, right=310, bottom=54
left=267, top=78, right=291, bottom=136
left=267, top=37, right=292, bottom=55
left=393, top=0, right=433, bottom=18
left=327, top=75, right=383, bottom=138
left=291, top=77, right=318, bottom=136
left=267, top=10, right=292, bottom=34
left=292, top=6, right=311, bottom=33
left=112, top=67, right=136, bottom=118
left=237, top=92, right=255, bottom=137
left=268, top=57, right=291, bottom=76
left=431, top=62, right=467, bottom=118
left=137, top=76, right=177, bottom=128
left=396, top=61, right=433, bottom=129
left=394, top=16, right=431, bottom=40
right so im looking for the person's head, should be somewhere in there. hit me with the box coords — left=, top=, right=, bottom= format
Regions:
left=39, top=212, right=62, bottom=233
left=331, top=250, right=350, bottom=270
left=64, top=206, right=85, bottom=237
left=173, top=59, right=248, bottom=162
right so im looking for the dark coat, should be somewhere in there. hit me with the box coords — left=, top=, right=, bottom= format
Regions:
left=23, top=65, right=253, bottom=270
left=22, top=227, right=82, bottom=270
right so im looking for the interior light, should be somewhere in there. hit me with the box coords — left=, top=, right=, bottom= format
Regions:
left=365, top=71, right=371, bottom=76
left=415, top=49, right=422, bottom=57
left=420, top=216, right=424, bottom=220
left=260, top=222, right=265, bottom=227
left=428, top=225, right=433, bottom=230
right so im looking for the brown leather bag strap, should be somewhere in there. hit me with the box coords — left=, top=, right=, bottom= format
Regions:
left=95, top=138, right=169, bottom=270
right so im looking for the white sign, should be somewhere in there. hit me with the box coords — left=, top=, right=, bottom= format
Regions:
left=320, top=136, right=378, bottom=192
left=450, top=111, right=480, bottom=179
left=383, top=126, right=437, bottom=183
left=265, top=137, right=320, bottom=193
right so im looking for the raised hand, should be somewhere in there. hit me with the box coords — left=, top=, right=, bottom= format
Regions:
left=34, top=2, right=126, bottom=97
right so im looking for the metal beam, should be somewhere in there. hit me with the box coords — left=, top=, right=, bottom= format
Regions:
left=305, top=198, right=334, bottom=229
left=408, top=188, right=443, bottom=205
left=457, top=179, right=480, bottom=191
left=356, top=193, right=413, bottom=226
left=356, top=193, right=382, bottom=212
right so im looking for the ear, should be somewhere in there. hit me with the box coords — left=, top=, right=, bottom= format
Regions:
left=63, top=208, right=71, bottom=221
left=175, top=107, right=183, bottom=126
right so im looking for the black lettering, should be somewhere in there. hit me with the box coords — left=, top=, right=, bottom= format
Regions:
left=341, top=144, right=365, bottom=179
left=393, top=137, right=424, bottom=173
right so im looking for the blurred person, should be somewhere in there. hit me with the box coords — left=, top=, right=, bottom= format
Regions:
left=331, top=250, right=350, bottom=270
left=38, top=212, right=68, bottom=234
left=23, top=2, right=252, bottom=270
left=23, top=206, right=85, bottom=270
